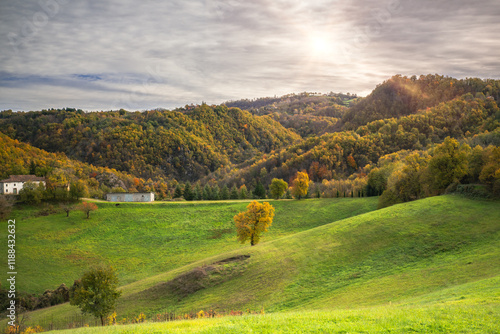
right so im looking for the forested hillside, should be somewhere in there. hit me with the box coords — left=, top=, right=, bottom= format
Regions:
left=342, top=74, right=500, bottom=130
left=208, top=93, right=499, bottom=189
left=0, top=105, right=300, bottom=181
left=0, top=74, right=499, bottom=205
left=226, top=92, right=352, bottom=137
left=0, top=132, right=147, bottom=199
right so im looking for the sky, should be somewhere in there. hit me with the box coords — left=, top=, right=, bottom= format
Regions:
left=0, top=0, right=499, bottom=111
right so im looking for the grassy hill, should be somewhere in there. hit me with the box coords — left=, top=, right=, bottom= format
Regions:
left=0, top=198, right=378, bottom=293
left=4, top=195, right=499, bottom=332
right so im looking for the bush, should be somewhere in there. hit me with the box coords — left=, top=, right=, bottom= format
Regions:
left=454, top=184, right=492, bottom=199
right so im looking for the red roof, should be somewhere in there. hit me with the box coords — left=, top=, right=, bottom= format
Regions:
left=0, top=175, right=45, bottom=183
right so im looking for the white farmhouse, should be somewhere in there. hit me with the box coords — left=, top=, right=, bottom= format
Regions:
left=0, top=175, right=46, bottom=195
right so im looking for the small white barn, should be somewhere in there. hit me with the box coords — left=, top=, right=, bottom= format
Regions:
left=0, top=175, right=46, bottom=195
left=106, top=192, right=155, bottom=202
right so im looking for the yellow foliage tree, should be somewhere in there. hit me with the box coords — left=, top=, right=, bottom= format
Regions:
left=234, top=201, right=275, bottom=246
left=291, top=171, right=310, bottom=199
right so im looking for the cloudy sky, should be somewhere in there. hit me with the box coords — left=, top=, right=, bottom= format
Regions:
left=1, top=0, right=499, bottom=111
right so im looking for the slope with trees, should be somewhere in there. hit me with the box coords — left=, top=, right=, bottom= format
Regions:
left=0, top=104, right=300, bottom=182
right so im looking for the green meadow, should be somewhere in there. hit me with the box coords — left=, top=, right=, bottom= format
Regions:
left=54, top=304, right=500, bottom=334
left=0, top=198, right=377, bottom=292
left=1, top=195, right=499, bottom=333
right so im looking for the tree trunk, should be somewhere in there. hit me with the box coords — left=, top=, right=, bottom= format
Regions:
left=101, top=315, right=104, bottom=326
left=250, top=233, right=255, bottom=246
left=86, top=211, right=90, bottom=219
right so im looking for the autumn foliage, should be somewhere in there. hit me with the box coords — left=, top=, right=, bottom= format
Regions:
left=291, top=171, right=310, bottom=199
left=80, top=201, right=98, bottom=219
left=234, top=201, right=275, bottom=246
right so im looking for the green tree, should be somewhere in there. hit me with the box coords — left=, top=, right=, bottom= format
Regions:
left=467, top=145, right=484, bottom=183
left=212, top=185, right=220, bottom=200
left=234, top=201, right=275, bottom=246
left=220, top=185, right=230, bottom=200
left=291, top=171, right=310, bottom=199
left=239, top=185, right=249, bottom=199
left=479, top=146, right=500, bottom=192
left=69, top=266, right=121, bottom=326
left=202, top=185, right=211, bottom=200
left=29, top=160, right=37, bottom=175
left=269, top=178, right=288, bottom=199
left=194, top=184, right=203, bottom=200
left=173, top=184, right=183, bottom=199
left=253, top=181, right=266, bottom=199
left=19, top=182, right=44, bottom=205
left=230, top=185, right=239, bottom=199
left=428, top=137, right=470, bottom=192
left=70, top=180, right=89, bottom=200
left=366, top=167, right=389, bottom=196
left=183, top=182, right=194, bottom=201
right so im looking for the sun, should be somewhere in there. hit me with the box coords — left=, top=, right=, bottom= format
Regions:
left=309, top=34, right=335, bottom=59
left=311, top=36, right=329, bottom=54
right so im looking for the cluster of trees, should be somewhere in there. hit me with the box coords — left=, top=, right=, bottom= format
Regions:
left=342, top=74, right=500, bottom=130
left=226, top=92, right=351, bottom=137
left=0, top=283, right=70, bottom=313
left=225, top=91, right=355, bottom=114
left=0, top=104, right=299, bottom=182
left=370, top=137, right=500, bottom=208
left=210, top=92, right=499, bottom=192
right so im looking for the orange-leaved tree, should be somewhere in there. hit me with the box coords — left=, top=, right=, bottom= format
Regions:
left=291, top=171, right=310, bottom=199
left=234, top=201, right=275, bottom=246
left=80, top=201, right=98, bottom=219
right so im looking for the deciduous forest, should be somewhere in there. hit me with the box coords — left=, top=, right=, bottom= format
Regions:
left=1, top=74, right=499, bottom=207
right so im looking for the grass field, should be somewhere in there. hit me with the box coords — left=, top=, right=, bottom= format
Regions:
left=0, top=198, right=378, bottom=293
left=52, top=304, right=500, bottom=333
left=2, top=195, right=499, bottom=333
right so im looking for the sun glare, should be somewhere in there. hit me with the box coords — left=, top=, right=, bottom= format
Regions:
left=309, top=34, right=335, bottom=59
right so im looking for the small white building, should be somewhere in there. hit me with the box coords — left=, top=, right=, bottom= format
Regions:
left=106, top=192, right=155, bottom=202
left=0, top=175, right=46, bottom=195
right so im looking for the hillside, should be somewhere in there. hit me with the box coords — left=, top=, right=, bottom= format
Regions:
left=209, top=93, right=500, bottom=190
left=7, top=195, right=499, bottom=331
left=1, top=75, right=498, bottom=200
left=0, top=198, right=378, bottom=294
left=0, top=104, right=300, bottom=182
left=342, top=74, right=500, bottom=130
left=0, top=132, right=141, bottom=197
left=225, top=92, right=352, bottom=137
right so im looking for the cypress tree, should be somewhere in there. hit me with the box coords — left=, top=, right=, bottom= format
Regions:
left=173, top=184, right=183, bottom=199
left=183, top=182, right=194, bottom=201
left=221, top=185, right=230, bottom=200
left=253, top=181, right=266, bottom=199
left=230, top=185, right=239, bottom=199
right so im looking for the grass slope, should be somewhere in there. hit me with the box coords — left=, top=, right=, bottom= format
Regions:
left=0, top=198, right=378, bottom=293
left=54, top=304, right=499, bottom=333
left=8, top=195, right=499, bottom=332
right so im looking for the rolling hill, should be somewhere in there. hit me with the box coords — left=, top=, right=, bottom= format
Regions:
left=0, top=104, right=300, bottom=182
left=4, top=195, right=499, bottom=332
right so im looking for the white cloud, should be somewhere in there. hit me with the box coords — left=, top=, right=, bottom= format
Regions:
left=0, top=0, right=499, bottom=111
